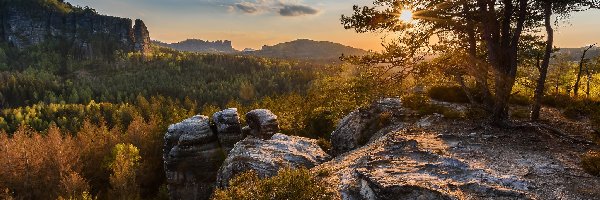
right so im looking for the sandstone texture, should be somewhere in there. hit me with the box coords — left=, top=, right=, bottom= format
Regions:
left=0, top=1, right=151, bottom=57
left=163, top=115, right=225, bottom=200
left=331, top=98, right=409, bottom=156
left=212, top=108, right=244, bottom=152
left=320, top=100, right=600, bottom=200
left=163, top=99, right=600, bottom=200
left=216, top=133, right=331, bottom=187
left=245, top=109, right=279, bottom=139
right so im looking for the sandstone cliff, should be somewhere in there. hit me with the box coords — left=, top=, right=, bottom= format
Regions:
left=0, top=0, right=151, bottom=57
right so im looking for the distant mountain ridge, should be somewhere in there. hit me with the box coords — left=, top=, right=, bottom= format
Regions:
left=153, top=39, right=236, bottom=53
left=557, top=47, right=600, bottom=61
left=248, top=39, right=370, bottom=61
left=155, top=38, right=370, bottom=62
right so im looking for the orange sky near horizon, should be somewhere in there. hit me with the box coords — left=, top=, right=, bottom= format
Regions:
left=66, top=0, right=600, bottom=51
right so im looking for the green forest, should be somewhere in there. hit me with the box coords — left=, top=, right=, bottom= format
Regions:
left=1, top=0, right=600, bottom=199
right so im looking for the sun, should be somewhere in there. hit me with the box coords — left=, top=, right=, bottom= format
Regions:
left=399, top=10, right=413, bottom=22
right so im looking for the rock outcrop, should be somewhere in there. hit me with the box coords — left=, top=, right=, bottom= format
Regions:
left=212, top=108, right=244, bottom=152
left=322, top=99, right=600, bottom=199
left=245, top=109, right=279, bottom=139
left=162, top=99, right=600, bottom=199
left=216, top=133, right=331, bottom=187
left=163, top=115, right=225, bottom=200
left=133, top=19, right=151, bottom=53
left=165, top=108, right=325, bottom=199
left=0, top=1, right=151, bottom=57
left=330, top=98, right=408, bottom=156
left=319, top=131, right=530, bottom=200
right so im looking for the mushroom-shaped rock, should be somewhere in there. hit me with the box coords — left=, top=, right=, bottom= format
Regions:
left=216, top=133, right=331, bottom=187
left=330, top=98, right=406, bottom=156
left=163, top=115, right=226, bottom=200
left=245, top=109, right=279, bottom=139
left=213, top=108, right=245, bottom=152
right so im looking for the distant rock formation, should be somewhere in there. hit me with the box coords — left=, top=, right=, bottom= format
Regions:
left=155, top=38, right=370, bottom=62
left=133, top=19, right=151, bottom=53
left=153, top=39, right=237, bottom=53
left=0, top=0, right=151, bottom=57
left=216, top=133, right=331, bottom=188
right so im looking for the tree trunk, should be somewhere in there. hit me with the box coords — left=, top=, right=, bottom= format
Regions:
left=491, top=67, right=516, bottom=125
left=530, top=2, right=553, bottom=121
left=574, top=44, right=595, bottom=98
left=485, top=0, right=527, bottom=126
left=586, top=61, right=591, bottom=98
left=465, top=3, right=493, bottom=108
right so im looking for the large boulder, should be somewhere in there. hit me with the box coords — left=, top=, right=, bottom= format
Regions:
left=245, top=109, right=280, bottom=139
left=317, top=130, right=530, bottom=200
left=330, top=98, right=407, bottom=156
left=216, top=133, right=331, bottom=187
left=212, top=108, right=244, bottom=152
left=163, top=115, right=226, bottom=200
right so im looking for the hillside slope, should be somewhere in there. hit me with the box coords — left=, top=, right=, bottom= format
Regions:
left=558, top=47, right=600, bottom=61
left=247, top=39, right=370, bottom=62
left=153, top=39, right=237, bottom=53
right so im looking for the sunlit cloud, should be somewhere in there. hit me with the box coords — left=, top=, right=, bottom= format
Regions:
left=234, top=2, right=260, bottom=13
left=279, top=4, right=319, bottom=16
left=229, top=0, right=320, bottom=16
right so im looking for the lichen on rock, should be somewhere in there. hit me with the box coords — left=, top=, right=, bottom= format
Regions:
left=163, top=115, right=225, bottom=200
left=216, top=133, right=331, bottom=188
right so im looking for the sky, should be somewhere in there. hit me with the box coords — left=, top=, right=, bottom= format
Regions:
left=65, top=0, right=600, bottom=51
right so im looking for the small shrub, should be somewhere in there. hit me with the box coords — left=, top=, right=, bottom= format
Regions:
left=427, top=86, right=470, bottom=103
left=402, top=94, right=446, bottom=115
left=581, top=150, right=600, bottom=177
left=316, top=138, right=332, bottom=153
left=402, top=94, right=430, bottom=109
left=541, top=94, right=572, bottom=108
left=442, top=109, right=463, bottom=119
left=563, top=99, right=599, bottom=120
left=212, top=168, right=336, bottom=200
left=510, top=108, right=530, bottom=119
left=465, top=107, right=488, bottom=119
left=509, top=94, right=531, bottom=106
left=315, top=168, right=331, bottom=178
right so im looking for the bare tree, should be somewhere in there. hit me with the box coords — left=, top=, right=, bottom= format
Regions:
left=573, top=44, right=596, bottom=98
left=530, top=1, right=554, bottom=121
